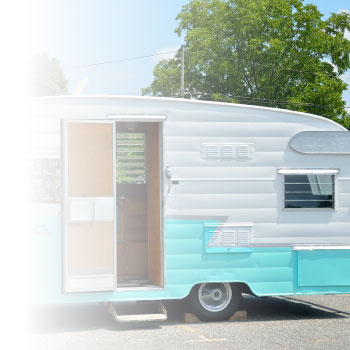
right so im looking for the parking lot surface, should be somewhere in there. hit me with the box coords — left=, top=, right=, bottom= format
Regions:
left=29, top=294, right=350, bottom=350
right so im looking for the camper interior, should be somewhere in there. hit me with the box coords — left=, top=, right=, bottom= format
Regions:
left=115, top=122, right=162, bottom=288
left=65, top=121, right=162, bottom=291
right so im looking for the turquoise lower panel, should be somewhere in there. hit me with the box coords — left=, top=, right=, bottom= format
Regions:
left=31, top=217, right=350, bottom=304
left=297, top=250, right=350, bottom=287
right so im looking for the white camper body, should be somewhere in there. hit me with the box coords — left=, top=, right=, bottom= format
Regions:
left=29, top=96, right=350, bottom=321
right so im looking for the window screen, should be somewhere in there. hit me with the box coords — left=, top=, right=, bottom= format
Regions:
left=284, top=174, right=335, bottom=209
left=116, top=133, right=147, bottom=184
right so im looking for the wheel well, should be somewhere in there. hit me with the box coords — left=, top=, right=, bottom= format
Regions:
left=229, top=282, right=255, bottom=296
left=186, top=281, right=256, bottom=299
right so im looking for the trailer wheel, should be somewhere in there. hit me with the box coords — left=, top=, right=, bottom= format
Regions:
left=188, top=282, right=242, bottom=321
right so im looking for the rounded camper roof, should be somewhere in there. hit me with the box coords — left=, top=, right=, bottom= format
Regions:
left=30, top=94, right=347, bottom=131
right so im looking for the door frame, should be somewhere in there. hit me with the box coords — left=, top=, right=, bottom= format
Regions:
left=62, top=120, right=117, bottom=292
left=114, top=120, right=165, bottom=290
left=62, top=117, right=165, bottom=292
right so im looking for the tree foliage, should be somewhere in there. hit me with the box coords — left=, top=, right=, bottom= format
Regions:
left=28, top=53, right=68, bottom=97
left=143, top=0, right=350, bottom=127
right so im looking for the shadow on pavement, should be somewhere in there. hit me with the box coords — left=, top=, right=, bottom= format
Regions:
left=241, top=295, right=350, bottom=322
left=28, top=295, right=349, bottom=334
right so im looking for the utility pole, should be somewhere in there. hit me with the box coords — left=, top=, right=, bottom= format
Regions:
left=180, top=45, right=185, bottom=98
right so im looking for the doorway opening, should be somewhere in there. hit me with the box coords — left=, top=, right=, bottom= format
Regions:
left=115, top=122, right=162, bottom=288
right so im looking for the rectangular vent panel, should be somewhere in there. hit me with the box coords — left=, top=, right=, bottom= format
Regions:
left=201, top=143, right=254, bottom=160
left=204, top=224, right=253, bottom=253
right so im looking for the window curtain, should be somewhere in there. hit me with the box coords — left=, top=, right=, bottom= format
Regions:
left=307, top=174, right=333, bottom=195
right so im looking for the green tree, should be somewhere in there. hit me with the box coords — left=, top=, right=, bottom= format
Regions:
left=28, top=53, right=68, bottom=96
left=143, top=0, right=350, bottom=127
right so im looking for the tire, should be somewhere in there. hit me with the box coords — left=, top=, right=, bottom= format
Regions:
left=187, top=282, right=242, bottom=322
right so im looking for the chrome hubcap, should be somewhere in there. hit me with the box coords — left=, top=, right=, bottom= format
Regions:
left=212, top=289, right=223, bottom=301
left=198, top=283, right=232, bottom=312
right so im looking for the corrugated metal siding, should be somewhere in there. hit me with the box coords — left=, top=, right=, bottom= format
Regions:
left=165, top=221, right=295, bottom=296
left=162, top=106, right=350, bottom=247
left=29, top=97, right=350, bottom=302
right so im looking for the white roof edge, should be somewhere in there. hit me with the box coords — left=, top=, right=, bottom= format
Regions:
left=107, top=114, right=166, bottom=121
left=29, top=95, right=347, bottom=131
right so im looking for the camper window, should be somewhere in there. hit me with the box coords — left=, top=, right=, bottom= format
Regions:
left=283, top=173, right=335, bottom=209
left=116, top=133, right=147, bottom=184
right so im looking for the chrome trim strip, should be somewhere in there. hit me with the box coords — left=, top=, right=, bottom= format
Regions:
left=293, top=245, right=350, bottom=250
left=278, top=169, right=339, bottom=175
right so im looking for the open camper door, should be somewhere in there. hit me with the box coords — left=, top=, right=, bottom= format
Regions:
left=115, top=121, right=164, bottom=288
left=63, top=121, right=116, bottom=292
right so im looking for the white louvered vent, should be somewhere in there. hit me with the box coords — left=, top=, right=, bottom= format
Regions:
left=237, top=230, right=252, bottom=247
left=206, top=144, right=220, bottom=159
left=223, top=230, right=236, bottom=247
left=205, top=224, right=253, bottom=252
left=201, top=143, right=254, bottom=160
left=237, top=144, right=250, bottom=158
left=221, top=144, right=236, bottom=159
left=208, top=230, right=221, bottom=247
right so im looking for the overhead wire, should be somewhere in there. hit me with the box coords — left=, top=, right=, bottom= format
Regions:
left=62, top=48, right=350, bottom=112
left=63, top=47, right=350, bottom=80
left=64, top=50, right=178, bottom=70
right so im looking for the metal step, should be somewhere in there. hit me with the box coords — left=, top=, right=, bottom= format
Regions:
left=107, top=301, right=167, bottom=322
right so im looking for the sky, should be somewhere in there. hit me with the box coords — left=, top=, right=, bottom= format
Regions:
left=29, top=0, right=350, bottom=104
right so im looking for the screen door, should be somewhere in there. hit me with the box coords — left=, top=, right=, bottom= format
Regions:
left=63, top=121, right=116, bottom=292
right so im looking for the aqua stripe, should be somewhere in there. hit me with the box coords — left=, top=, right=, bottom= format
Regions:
left=30, top=217, right=350, bottom=304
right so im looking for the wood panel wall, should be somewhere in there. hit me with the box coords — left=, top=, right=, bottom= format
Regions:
left=146, top=123, right=162, bottom=285
left=66, top=123, right=114, bottom=276
left=68, top=222, right=114, bottom=274
left=67, top=123, right=113, bottom=197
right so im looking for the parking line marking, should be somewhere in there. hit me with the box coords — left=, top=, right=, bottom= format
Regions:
left=314, top=339, right=336, bottom=343
left=184, top=339, right=227, bottom=343
left=177, top=324, right=226, bottom=343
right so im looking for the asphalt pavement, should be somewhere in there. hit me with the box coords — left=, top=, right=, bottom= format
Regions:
left=28, top=294, right=350, bottom=350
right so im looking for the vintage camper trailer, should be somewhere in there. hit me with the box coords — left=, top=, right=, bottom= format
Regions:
left=29, top=96, right=350, bottom=321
